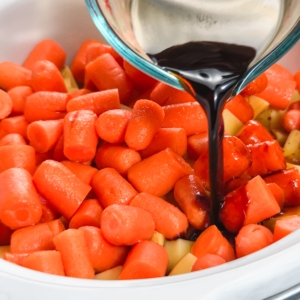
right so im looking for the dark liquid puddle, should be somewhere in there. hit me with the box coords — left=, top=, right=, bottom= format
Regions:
left=149, top=41, right=256, bottom=228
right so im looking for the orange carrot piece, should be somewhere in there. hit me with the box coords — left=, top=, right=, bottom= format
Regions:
left=294, top=70, right=300, bottom=92
left=162, top=102, right=207, bottom=136
left=95, top=109, right=131, bottom=144
left=10, top=219, right=65, bottom=253
left=243, top=175, right=281, bottom=225
left=191, top=225, right=236, bottom=262
left=69, top=88, right=91, bottom=99
left=39, top=195, right=61, bottom=223
left=102, top=44, right=123, bottom=66
left=31, top=60, right=67, bottom=93
left=91, top=168, right=138, bottom=208
left=150, top=82, right=195, bottom=106
left=95, top=144, right=141, bottom=176
left=124, top=99, right=165, bottom=150
left=24, top=91, right=69, bottom=122
left=0, top=220, right=13, bottom=246
left=27, top=119, right=64, bottom=153
left=0, top=115, right=29, bottom=139
left=173, top=174, right=210, bottom=230
left=22, top=250, right=65, bottom=276
left=262, top=63, right=294, bottom=84
left=282, top=110, right=300, bottom=132
left=70, top=39, right=101, bottom=83
left=224, top=177, right=248, bottom=194
left=236, top=120, right=274, bottom=145
left=0, top=144, right=36, bottom=175
left=23, top=39, right=66, bottom=71
left=32, top=160, right=91, bottom=220
left=85, top=53, right=133, bottom=103
left=85, top=43, right=107, bottom=64
left=119, top=240, right=168, bottom=280
left=267, top=183, right=285, bottom=210
left=53, top=228, right=94, bottom=279
left=130, top=192, right=188, bottom=239
left=235, top=224, right=273, bottom=258
left=0, top=90, right=13, bottom=119
left=63, top=110, right=98, bottom=162
left=139, top=127, right=187, bottom=158
left=128, top=148, right=193, bottom=197
left=0, top=168, right=41, bottom=230
left=224, top=94, right=254, bottom=123
left=52, top=134, right=67, bottom=162
left=35, top=151, right=53, bottom=166
left=123, top=60, right=158, bottom=92
left=0, top=133, right=26, bottom=146
left=0, top=62, right=32, bottom=91
left=4, top=253, right=29, bottom=265
left=61, top=160, right=97, bottom=185
left=66, top=89, right=120, bottom=115
left=79, top=226, right=129, bottom=273
left=7, top=86, right=33, bottom=115
left=187, top=132, right=208, bottom=159
left=69, top=199, right=103, bottom=229
left=191, top=254, right=226, bottom=271
left=100, top=203, right=155, bottom=246
left=273, top=216, right=300, bottom=242
left=240, top=73, right=268, bottom=96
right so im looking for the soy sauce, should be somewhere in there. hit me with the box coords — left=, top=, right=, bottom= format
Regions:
left=149, top=41, right=256, bottom=226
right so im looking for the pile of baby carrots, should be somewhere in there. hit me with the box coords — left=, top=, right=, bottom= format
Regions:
left=0, top=38, right=300, bottom=280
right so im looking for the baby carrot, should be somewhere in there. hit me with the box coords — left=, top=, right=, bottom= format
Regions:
left=130, top=192, right=188, bottom=239
left=70, top=39, right=101, bottom=83
left=85, top=43, right=107, bottom=64
left=23, top=39, right=66, bottom=71
left=32, top=160, right=91, bottom=220
left=124, top=99, right=165, bottom=150
left=66, top=89, right=120, bottom=115
left=0, top=144, right=36, bottom=175
left=85, top=53, right=133, bottom=103
left=127, top=148, right=193, bottom=197
left=3, top=253, right=29, bottom=266
left=53, top=228, right=94, bottom=279
left=191, top=254, right=226, bottom=272
left=191, top=225, right=236, bottom=262
left=100, top=203, right=155, bottom=246
left=240, top=73, right=268, bottom=96
left=294, top=70, right=300, bottom=92
left=63, top=110, right=98, bottom=162
left=266, top=183, right=285, bottom=209
left=0, top=133, right=26, bottom=146
left=282, top=110, right=300, bottom=132
left=27, top=119, right=64, bottom=153
left=0, top=62, right=32, bottom=91
left=224, top=94, right=254, bottom=124
left=31, top=60, right=67, bottom=93
left=39, top=195, right=61, bottom=223
left=150, top=82, right=195, bottom=106
left=35, top=151, right=53, bottom=167
left=123, top=60, right=157, bottom=92
left=52, top=134, right=67, bottom=162
left=22, top=250, right=65, bottom=276
left=24, top=91, right=69, bottom=122
left=69, top=199, right=103, bottom=229
left=69, top=88, right=91, bottom=99
left=173, top=174, right=210, bottom=230
left=0, top=90, right=13, bottom=119
left=119, top=240, right=168, bottom=280
left=10, top=219, right=65, bottom=253
left=0, top=115, right=29, bottom=139
left=79, top=226, right=129, bottom=273
left=61, top=160, right=98, bottom=185
left=273, top=216, right=300, bottom=242
left=235, top=224, right=273, bottom=258
left=95, top=144, right=141, bottom=176
left=7, top=86, right=33, bottom=115
left=139, top=128, right=187, bottom=158
left=0, top=220, right=13, bottom=246
left=187, top=132, right=208, bottom=159
left=0, top=168, right=42, bottom=229
left=91, top=168, right=138, bottom=208
left=95, top=109, right=131, bottom=144
left=162, top=102, right=207, bottom=136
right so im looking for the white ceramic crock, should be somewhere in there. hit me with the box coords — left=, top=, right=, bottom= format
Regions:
left=0, top=1, right=300, bottom=299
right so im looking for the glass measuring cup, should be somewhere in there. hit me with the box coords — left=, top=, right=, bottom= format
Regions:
left=85, top=0, right=300, bottom=96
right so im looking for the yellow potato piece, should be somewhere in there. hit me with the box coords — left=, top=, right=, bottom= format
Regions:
left=151, top=231, right=165, bottom=246
left=222, top=109, right=244, bottom=136
left=247, top=95, right=269, bottom=119
left=94, top=265, right=123, bottom=280
left=283, top=130, right=300, bottom=163
left=168, top=252, right=197, bottom=276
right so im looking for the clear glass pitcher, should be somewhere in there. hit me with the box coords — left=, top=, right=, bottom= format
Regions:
left=85, top=0, right=300, bottom=94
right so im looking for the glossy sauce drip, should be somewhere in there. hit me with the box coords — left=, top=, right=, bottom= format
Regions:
left=149, top=41, right=256, bottom=226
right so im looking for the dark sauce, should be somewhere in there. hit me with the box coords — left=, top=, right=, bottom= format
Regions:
left=149, top=41, right=256, bottom=228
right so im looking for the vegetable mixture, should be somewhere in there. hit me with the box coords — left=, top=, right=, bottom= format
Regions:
left=0, top=39, right=300, bottom=280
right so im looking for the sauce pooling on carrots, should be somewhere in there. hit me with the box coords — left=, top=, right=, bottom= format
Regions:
left=149, top=41, right=256, bottom=226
